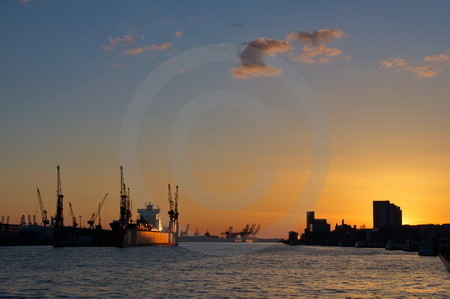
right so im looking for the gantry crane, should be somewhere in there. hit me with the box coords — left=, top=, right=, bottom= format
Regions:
left=36, top=186, right=50, bottom=226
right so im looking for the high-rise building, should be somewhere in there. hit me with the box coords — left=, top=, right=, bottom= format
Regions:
left=306, top=211, right=315, bottom=233
left=305, top=211, right=330, bottom=233
left=373, top=201, right=402, bottom=229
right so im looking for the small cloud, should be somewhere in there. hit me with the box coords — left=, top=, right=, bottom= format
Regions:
left=103, top=34, right=134, bottom=51
left=287, top=28, right=345, bottom=63
left=231, top=64, right=283, bottom=79
left=230, top=37, right=292, bottom=79
left=424, top=51, right=450, bottom=62
left=122, top=42, right=174, bottom=55
left=287, top=29, right=345, bottom=45
left=380, top=57, right=407, bottom=69
left=411, top=66, right=437, bottom=78
left=380, top=57, right=438, bottom=78
left=175, top=31, right=183, bottom=38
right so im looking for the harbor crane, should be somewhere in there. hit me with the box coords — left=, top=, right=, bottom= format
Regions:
left=181, top=224, right=190, bottom=237
left=54, top=165, right=64, bottom=227
left=87, top=193, right=108, bottom=229
left=36, top=187, right=50, bottom=226
left=174, top=185, right=179, bottom=234
left=168, top=184, right=179, bottom=233
left=119, top=166, right=131, bottom=224
left=68, top=202, right=78, bottom=227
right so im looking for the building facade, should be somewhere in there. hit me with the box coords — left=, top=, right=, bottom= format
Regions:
left=373, top=201, right=402, bottom=229
left=305, top=211, right=330, bottom=233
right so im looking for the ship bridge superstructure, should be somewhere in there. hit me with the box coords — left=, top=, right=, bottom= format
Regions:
left=137, top=203, right=162, bottom=231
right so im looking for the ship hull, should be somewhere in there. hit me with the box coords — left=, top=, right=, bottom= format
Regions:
left=53, top=225, right=177, bottom=247
left=120, top=229, right=177, bottom=247
left=53, top=226, right=115, bottom=247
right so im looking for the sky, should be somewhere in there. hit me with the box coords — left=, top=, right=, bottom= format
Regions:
left=1, top=1, right=449, bottom=237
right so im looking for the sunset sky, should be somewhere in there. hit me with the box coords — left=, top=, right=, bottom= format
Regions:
left=1, top=1, right=449, bottom=237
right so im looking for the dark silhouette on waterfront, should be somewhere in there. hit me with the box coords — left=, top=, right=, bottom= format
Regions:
left=283, top=201, right=450, bottom=271
left=0, top=166, right=179, bottom=247
left=373, top=200, right=402, bottom=229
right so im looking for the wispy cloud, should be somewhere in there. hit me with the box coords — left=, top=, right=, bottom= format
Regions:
left=380, top=56, right=442, bottom=78
left=230, top=38, right=292, bottom=79
left=175, top=31, right=183, bottom=38
left=424, top=51, right=450, bottom=62
left=103, top=34, right=134, bottom=51
left=287, top=29, right=345, bottom=63
left=122, top=42, right=174, bottom=55
left=380, top=49, right=450, bottom=78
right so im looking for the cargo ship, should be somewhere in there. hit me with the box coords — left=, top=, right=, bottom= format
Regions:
left=53, top=166, right=178, bottom=247
left=110, top=199, right=179, bottom=247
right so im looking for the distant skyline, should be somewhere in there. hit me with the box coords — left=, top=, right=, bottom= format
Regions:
left=1, top=1, right=449, bottom=237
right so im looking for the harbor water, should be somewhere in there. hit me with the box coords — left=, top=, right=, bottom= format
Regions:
left=1, top=243, right=449, bottom=298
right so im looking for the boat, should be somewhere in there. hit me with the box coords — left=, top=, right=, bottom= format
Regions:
left=402, top=239, right=419, bottom=252
left=109, top=168, right=178, bottom=247
left=385, top=239, right=403, bottom=250
left=418, top=239, right=438, bottom=256
left=110, top=201, right=178, bottom=247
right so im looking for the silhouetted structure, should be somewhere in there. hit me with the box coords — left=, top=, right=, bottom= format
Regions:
left=306, top=211, right=330, bottom=233
left=300, top=211, right=331, bottom=245
left=373, top=201, right=402, bottom=229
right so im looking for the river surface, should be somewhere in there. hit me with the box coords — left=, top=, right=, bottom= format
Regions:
left=0, top=243, right=449, bottom=298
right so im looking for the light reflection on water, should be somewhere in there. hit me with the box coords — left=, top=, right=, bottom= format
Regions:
left=0, top=243, right=449, bottom=298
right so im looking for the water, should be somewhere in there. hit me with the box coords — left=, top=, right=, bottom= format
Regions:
left=0, top=243, right=449, bottom=298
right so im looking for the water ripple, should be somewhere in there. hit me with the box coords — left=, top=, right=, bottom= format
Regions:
left=0, top=244, right=449, bottom=297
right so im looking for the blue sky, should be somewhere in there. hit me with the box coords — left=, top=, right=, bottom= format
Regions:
left=1, top=0, right=449, bottom=236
